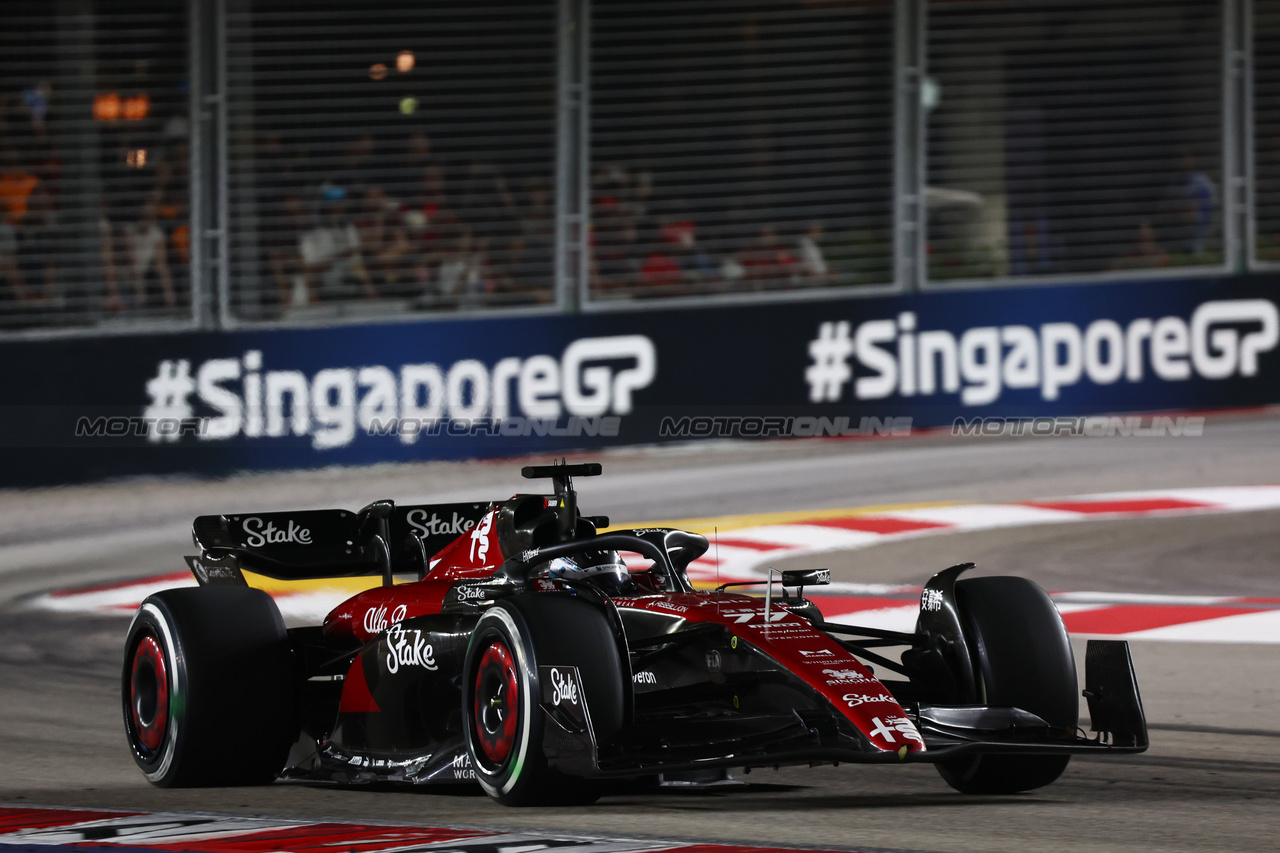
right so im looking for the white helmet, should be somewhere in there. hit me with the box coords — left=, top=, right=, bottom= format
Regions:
left=542, top=549, right=632, bottom=593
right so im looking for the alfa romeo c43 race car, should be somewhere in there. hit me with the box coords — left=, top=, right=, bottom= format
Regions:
left=122, top=463, right=1148, bottom=805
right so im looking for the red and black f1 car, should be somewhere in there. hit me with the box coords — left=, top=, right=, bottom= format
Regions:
left=122, top=463, right=1147, bottom=804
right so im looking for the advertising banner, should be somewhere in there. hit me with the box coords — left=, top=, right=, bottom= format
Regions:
left=1, top=274, right=1277, bottom=486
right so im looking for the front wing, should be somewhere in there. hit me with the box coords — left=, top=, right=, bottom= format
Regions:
left=541, top=638, right=1147, bottom=777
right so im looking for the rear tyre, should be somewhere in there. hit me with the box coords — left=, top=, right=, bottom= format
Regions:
left=462, top=594, right=624, bottom=806
left=936, top=576, right=1078, bottom=795
left=122, top=587, right=297, bottom=787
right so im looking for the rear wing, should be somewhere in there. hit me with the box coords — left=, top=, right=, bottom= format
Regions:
left=188, top=501, right=490, bottom=584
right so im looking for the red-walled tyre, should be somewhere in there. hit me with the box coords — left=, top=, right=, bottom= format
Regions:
left=936, top=576, right=1079, bottom=795
left=122, top=586, right=297, bottom=787
left=462, top=594, right=624, bottom=806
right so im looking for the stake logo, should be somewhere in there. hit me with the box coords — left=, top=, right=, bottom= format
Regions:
left=385, top=624, right=437, bottom=674
left=406, top=509, right=475, bottom=538
left=242, top=516, right=312, bottom=547
left=843, top=692, right=896, bottom=708
left=549, top=667, right=579, bottom=706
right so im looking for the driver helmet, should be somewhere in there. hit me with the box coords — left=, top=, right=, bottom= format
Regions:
left=542, top=549, right=633, bottom=593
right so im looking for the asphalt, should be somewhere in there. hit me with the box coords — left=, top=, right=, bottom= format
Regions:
left=1, top=413, right=1278, bottom=853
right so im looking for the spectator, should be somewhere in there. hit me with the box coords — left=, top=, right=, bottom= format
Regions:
left=0, top=143, right=38, bottom=228
left=503, top=235, right=553, bottom=303
left=98, top=200, right=124, bottom=312
left=639, top=240, right=682, bottom=291
left=1112, top=221, right=1169, bottom=270
left=662, top=218, right=717, bottom=284
left=436, top=225, right=486, bottom=302
left=298, top=188, right=376, bottom=302
left=518, top=175, right=553, bottom=243
left=518, top=175, right=553, bottom=284
left=122, top=198, right=177, bottom=310
left=264, top=193, right=308, bottom=308
left=0, top=217, right=30, bottom=303
left=363, top=187, right=417, bottom=298
left=400, top=163, right=459, bottom=293
left=593, top=215, right=640, bottom=291
left=1170, top=150, right=1216, bottom=256
left=740, top=225, right=797, bottom=289
left=165, top=197, right=191, bottom=267
left=28, top=133, right=62, bottom=200
left=458, top=160, right=517, bottom=244
left=593, top=163, right=651, bottom=223
left=720, top=253, right=746, bottom=288
left=19, top=182, right=57, bottom=301
left=470, top=236, right=500, bottom=304
left=414, top=161, right=451, bottom=239
left=797, top=220, right=831, bottom=284
left=491, top=235, right=524, bottom=300
left=153, top=138, right=188, bottom=213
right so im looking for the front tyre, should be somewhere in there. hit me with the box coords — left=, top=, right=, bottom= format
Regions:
left=462, top=594, right=624, bottom=806
left=122, top=587, right=297, bottom=787
left=936, top=576, right=1078, bottom=795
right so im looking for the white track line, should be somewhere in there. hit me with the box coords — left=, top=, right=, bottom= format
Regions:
left=27, top=486, right=1280, bottom=644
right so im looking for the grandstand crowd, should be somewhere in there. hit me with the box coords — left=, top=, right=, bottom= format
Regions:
left=0, top=124, right=1225, bottom=324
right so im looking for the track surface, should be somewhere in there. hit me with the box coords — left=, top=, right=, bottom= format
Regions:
left=2, top=415, right=1279, bottom=853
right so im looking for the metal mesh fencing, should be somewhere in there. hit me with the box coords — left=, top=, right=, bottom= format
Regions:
left=927, top=0, right=1224, bottom=283
left=1255, top=0, right=1280, bottom=264
left=0, top=0, right=190, bottom=332
left=588, top=0, right=896, bottom=302
left=224, top=0, right=558, bottom=322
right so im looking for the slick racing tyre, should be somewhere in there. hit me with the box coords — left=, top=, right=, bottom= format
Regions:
left=122, top=587, right=297, bottom=787
left=936, top=576, right=1078, bottom=795
left=462, top=594, right=624, bottom=806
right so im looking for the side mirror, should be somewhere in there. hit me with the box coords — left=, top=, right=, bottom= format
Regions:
left=358, top=499, right=395, bottom=521
left=782, top=568, right=830, bottom=588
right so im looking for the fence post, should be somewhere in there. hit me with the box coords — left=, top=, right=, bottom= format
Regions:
left=894, top=0, right=927, bottom=292
left=189, top=0, right=228, bottom=329
left=1229, top=0, right=1253, bottom=272
left=555, top=0, right=590, bottom=312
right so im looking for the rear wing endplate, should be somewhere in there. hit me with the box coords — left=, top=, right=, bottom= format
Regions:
left=188, top=501, right=490, bottom=584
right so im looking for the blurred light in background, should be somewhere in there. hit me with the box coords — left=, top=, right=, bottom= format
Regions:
left=93, top=92, right=150, bottom=121
left=368, top=62, right=387, bottom=81
left=921, top=76, right=940, bottom=112
left=122, top=92, right=149, bottom=120
left=398, top=96, right=417, bottom=114
left=396, top=50, right=414, bottom=73
left=92, top=91, right=120, bottom=120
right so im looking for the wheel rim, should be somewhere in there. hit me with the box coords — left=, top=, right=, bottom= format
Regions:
left=473, top=639, right=519, bottom=766
left=129, top=634, right=169, bottom=753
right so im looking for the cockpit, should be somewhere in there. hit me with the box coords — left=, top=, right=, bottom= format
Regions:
left=496, top=462, right=708, bottom=596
